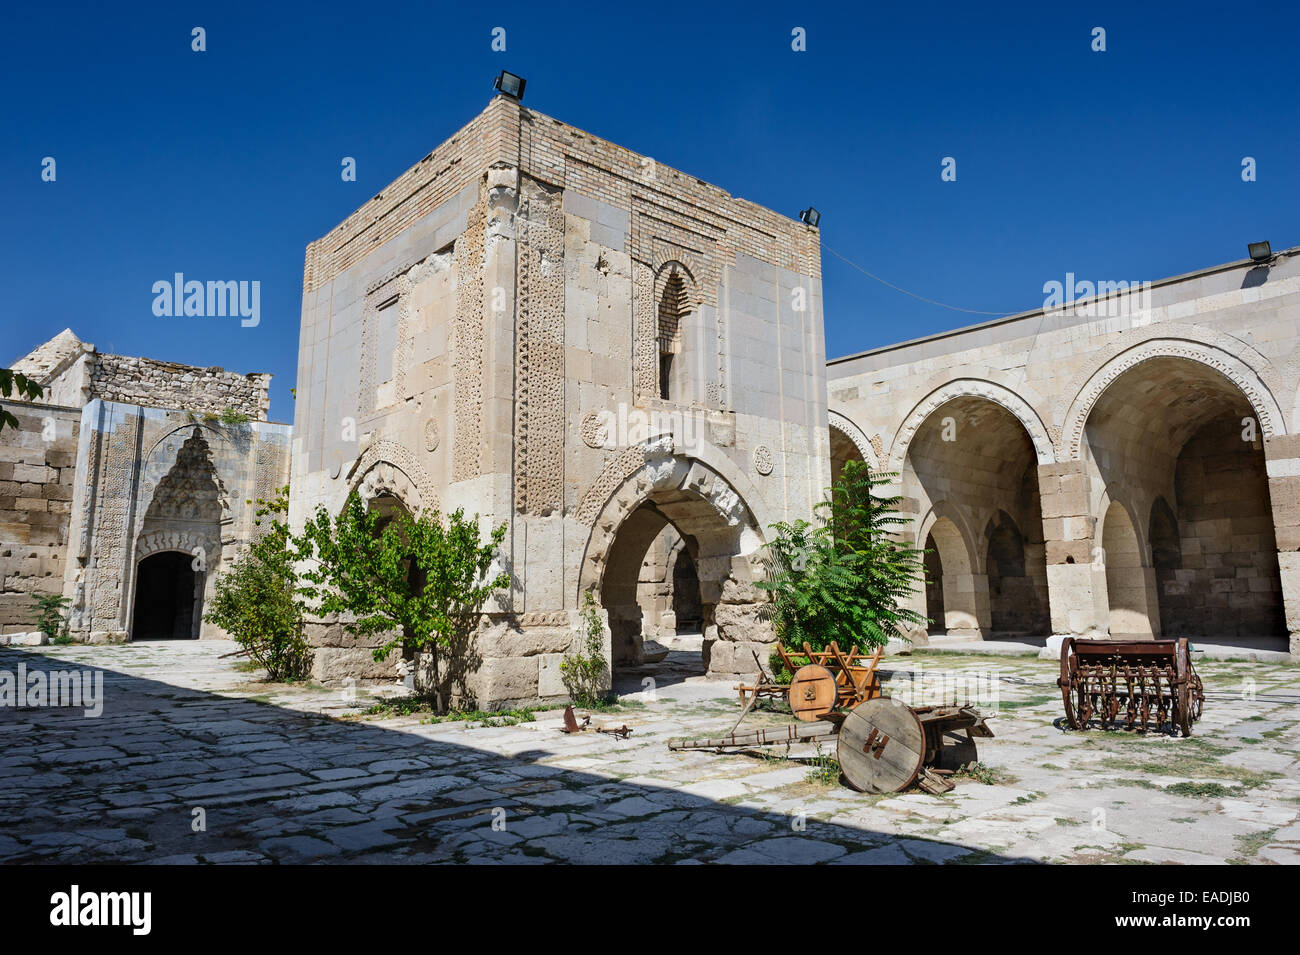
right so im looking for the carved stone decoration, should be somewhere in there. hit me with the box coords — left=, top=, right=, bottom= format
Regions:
left=887, top=378, right=1056, bottom=475
left=135, top=528, right=219, bottom=565
left=513, top=174, right=566, bottom=516
left=580, top=410, right=609, bottom=449
left=141, top=430, right=224, bottom=526
left=424, top=417, right=440, bottom=452
left=752, top=444, right=774, bottom=476
left=347, top=440, right=441, bottom=514
left=453, top=187, right=489, bottom=483
left=358, top=462, right=419, bottom=510
left=360, top=268, right=414, bottom=419
left=1060, top=336, right=1286, bottom=459
left=827, top=410, right=878, bottom=469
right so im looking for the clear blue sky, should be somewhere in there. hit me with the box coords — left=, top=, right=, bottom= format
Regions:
left=3, top=1, right=1296, bottom=423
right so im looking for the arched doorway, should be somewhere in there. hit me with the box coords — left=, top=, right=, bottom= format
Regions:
left=985, top=510, right=1049, bottom=636
left=923, top=534, right=946, bottom=635
left=130, top=428, right=223, bottom=640
left=923, top=515, right=982, bottom=636
left=131, top=552, right=202, bottom=639
left=579, top=446, right=768, bottom=681
left=1099, top=500, right=1157, bottom=638
left=601, top=503, right=680, bottom=667
left=1081, top=356, right=1285, bottom=642
left=903, top=394, right=1052, bottom=640
left=671, top=546, right=703, bottom=633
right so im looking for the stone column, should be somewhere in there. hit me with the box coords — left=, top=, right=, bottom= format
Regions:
left=1039, top=461, right=1107, bottom=637
left=1264, top=435, right=1300, bottom=659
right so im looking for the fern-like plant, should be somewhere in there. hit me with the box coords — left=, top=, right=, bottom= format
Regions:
left=757, top=460, right=926, bottom=650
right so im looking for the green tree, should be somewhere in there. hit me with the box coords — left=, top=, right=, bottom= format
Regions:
left=0, top=369, right=43, bottom=433
left=292, top=494, right=509, bottom=711
left=204, top=485, right=310, bottom=681
left=757, top=459, right=926, bottom=650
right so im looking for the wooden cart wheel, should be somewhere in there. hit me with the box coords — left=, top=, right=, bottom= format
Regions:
left=788, top=664, right=837, bottom=722
left=1059, top=638, right=1082, bottom=729
left=837, top=698, right=926, bottom=793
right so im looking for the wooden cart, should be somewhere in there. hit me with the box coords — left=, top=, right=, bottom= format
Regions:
left=736, top=642, right=884, bottom=715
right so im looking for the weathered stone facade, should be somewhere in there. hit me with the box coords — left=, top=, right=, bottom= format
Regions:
left=1, top=330, right=289, bottom=642
left=10, top=100, right=1295, bottom=693
left=0, top=403, right=79, bottom=635
left=826, top=252, right=1300, bottom=658
left=292, top=96, right=829, bottom=702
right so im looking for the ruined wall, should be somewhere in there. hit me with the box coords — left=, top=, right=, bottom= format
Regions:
left=90, top=354, right=271, bottom=422
left=0, top=403, right=79, bottom=635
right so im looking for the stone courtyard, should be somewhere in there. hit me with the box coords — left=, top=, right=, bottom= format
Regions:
left=2, top=640, right=1296, bottom=865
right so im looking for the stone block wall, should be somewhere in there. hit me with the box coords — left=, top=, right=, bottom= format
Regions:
left=0, top=403, right=80, bottom=633
left=827, top=248, right=1300, bottom=656
left=90, top=355, right=271, bottom=422
left=292, top=96, right=829, bottom=698
left=1157, top=416, right=1284, bottom=637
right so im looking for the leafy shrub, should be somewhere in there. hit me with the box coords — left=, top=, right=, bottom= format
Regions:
left=31, top=593, right=70, bottom=640
left=204, top=486, right=310, bottom=681
left=561, top=591, right=609, bottom=707
left=758, top=460, right=926, bottom=651
left=292, top=494, right=509, bottom=711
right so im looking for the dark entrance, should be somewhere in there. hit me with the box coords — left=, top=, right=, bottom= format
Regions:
left=132, top=551, right=202, bottom=639
left=671, top=548, right=703, bottom=633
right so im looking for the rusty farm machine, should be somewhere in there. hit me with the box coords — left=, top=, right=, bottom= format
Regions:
left=668, top=642, right=994, bottom=795
left=1057, top=637, right=1205, bottom=737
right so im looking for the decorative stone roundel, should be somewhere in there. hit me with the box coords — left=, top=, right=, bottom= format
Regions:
left=424, top=417, right=440, bottom=452
left=753, top=444, right=773, bottom=476
left=580, top=410, right=608, bottom=449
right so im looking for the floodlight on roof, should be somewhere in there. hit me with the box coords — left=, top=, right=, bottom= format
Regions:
left=494, top=71, right=526, bottom=100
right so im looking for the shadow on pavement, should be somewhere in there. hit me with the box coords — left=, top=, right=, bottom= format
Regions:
left=0, top=648, right=1031, bottom=865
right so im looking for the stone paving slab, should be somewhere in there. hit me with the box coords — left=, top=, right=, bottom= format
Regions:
left=0, top=642, right=1297, bottom=864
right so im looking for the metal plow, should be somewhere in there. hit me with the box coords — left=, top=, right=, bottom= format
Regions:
left=1057, top=637, right=1205, bottom=737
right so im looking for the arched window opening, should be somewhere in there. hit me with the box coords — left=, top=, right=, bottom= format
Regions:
left=657, top=269, right=689, bottom=401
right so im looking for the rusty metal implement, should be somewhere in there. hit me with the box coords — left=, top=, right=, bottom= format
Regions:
left=1057, top=637, right=1204, bottom=737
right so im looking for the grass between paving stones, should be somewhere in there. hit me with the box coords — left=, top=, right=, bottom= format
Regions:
left=989, top=693, right=1057, bottom=710
left=953, top=762, right=1018, bottom=786
left=353, top=693, right=647, bottom=726
left=944, top=847, right=1017, bottom=865
left=1229, top=827, right=1279, bottom=864
left=1095, top=736, right=1281, bottom=791
left=1067, top=842, right=1151, bottom=865
left=354, top=697, right=557, bottom=726
left=804, top=742, right=840, bottom=785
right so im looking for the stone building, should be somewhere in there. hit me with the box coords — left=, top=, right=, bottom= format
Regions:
left=6, top=94, right=1296, bottom=696
left=825, top=252, right=1300, bottom=657
left=1, top=329, right=291, bottom=642
left=291, top=95, right=829, bottom=702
